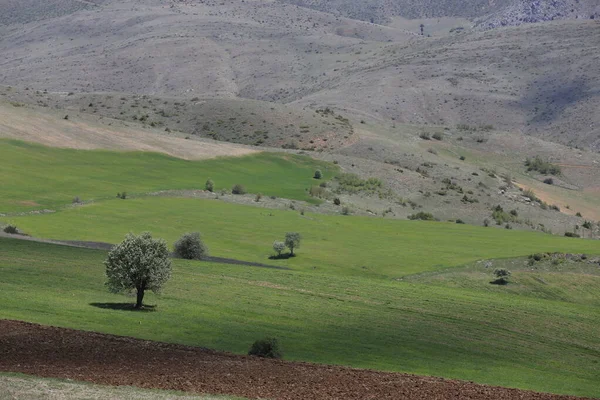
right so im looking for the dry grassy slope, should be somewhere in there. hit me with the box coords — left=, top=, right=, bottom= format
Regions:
left=0, top=100, right=258, bottom=160
left=0, top=87, right=354, bottom=150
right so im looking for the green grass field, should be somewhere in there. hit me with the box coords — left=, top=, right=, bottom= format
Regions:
left=1, top=237, right=599, bottom=397
left=0, top=139, right=335, bottom=212
left=7, top=196, right=600, bottom=277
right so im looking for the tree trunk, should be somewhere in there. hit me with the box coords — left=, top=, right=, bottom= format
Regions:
left=135, top=287, right=145, bottom=309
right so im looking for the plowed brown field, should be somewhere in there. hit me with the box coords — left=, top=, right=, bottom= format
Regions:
left=0, top=320, right=592, bottom=400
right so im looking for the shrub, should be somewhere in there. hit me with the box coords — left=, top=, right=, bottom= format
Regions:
left=3, top=225, right=19, bottom=234
left=582, top=221, right=593, bottom=229
left=432, top=132, right=443, bottom=141
left=255, top=193, right=263, bottom=202
left=117, top=192, right=127, bottom=199
left=543, top=178, right=554, bottom=185
left=419, top=132, right=431, bottom=140
left=341, top=206, right=351, bottom=215
left=510, top=209, right=518, bottom=217
left=525, top=157, right=561, bottom=175
left=309, top=186, right=327, bottom=198
left=335, top=173, right=382, bottom=194
left=314, top=169, right=323, bottom=179
left=408, top=212, right=435, bottom=221
left=564, top=232, right=580, bottom=238
left=72, top=196, right=82, bottom=204
left=492, top=268, right=511, bottom=285
left=483, top=218, right=490, bottom=227
left=272, top=241, right=286, bottom=257
left=205, top=179, right=214, bottom=192
left=173, top=232, right=208, bottom=260
left=232, top=184, right=246, bottom=195
left=333, top=197, right=341, bottom=206
left=248, top=337, right=282, bottom=359
left=455, top=219, right=465, bottom=224
left=576, top=212, right=582, bottom=217
left=459, top=156, right=466, bottom=161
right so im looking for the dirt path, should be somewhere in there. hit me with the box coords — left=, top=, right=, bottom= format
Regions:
left=0, top=321, right=592, bottom=400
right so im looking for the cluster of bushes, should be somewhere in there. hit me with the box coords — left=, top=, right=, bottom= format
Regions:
left=525, top=157, right=561, bottom=175
left=491, top=205, right=519, bottom=225
left=335, top=173, right=382, bottom=194
left=407, top=212, right=435, bottom=221
left=3, top=225, right=19, bottom=234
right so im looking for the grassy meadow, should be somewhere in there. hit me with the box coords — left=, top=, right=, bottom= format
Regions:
left=1, top=140, right=600, bottom=398
left=0, top=237, right=599, bottom=397
left=0, top=139, right=335, bottom=212
left=7, top=196, right=600, bottom=277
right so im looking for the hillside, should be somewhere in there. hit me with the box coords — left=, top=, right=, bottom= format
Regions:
left=0, top=1, right=598, bottom=151
left=279, top=0, right=600, bottom=27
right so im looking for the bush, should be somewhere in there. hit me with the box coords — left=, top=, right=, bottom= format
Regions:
left=173, top=232, right=208, bottom=260
left=272, top=241, right=286, bottom=257
left=333, top=197, right=341, bottom=206
left=314, top=169, right=323, bottom=179
left=255, top=193, right=263, bottom=202
left=117, top=192, right=127, bottom=199
left=564, top=232, right=581, bottom=238
left=459, top=156, right=466, bottom=161
left=205, top=179, right=214, bottom=192
left=232, top=184, right=247, bottom=195
left=72, top=196, right=82, bottom=204
left=408, top=212, right=435, bottom=221
left=419, top=132, right=431, bottom=140
left=483, top=218, right=490, bottom=227
left=3, top=225, right=19, bottom=234
left=543, top=178, right=554, bottom=185
left=432, top=132, right=443, bottom=141
left=341, top=206, right=351, bottom=215
left=455, top=219, right=465, bottom=224
left=492, top=268, right=511, bottom=285
left=248, top=337, right=282, bottom=359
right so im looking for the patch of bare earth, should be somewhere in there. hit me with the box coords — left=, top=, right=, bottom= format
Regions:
left=0, top=320, right=592, bottom=400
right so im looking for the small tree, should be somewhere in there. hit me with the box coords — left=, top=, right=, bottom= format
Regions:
left=205, top=179, right=214, bottom=192
left=173, top=232, right=208, bottom=260
left=248, top=337, right=282, bottom=359
left=314, top=169, right=323, bottom=179
left=284, top=232, right=301, bottom=256
left=104, top=232, right=171, bottom=309
left=273, top=241, right=286, bottom=257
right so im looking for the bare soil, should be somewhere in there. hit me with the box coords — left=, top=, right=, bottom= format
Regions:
left=0, top=320, right=593, bottom=400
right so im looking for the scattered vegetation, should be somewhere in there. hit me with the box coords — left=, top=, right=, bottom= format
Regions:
left=335, top=173, right=382, bottom=194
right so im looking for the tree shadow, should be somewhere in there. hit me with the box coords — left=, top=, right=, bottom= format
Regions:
left=89, top=302, right=157, bottom=312
left=489, top=279, right=509, bottom=286
left=269, top=253, right=296, bottom=260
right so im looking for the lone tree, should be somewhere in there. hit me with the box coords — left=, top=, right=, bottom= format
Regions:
left=173, top=232, right=208, bottom=260
left=205, top=179, right=214, bottom=192
left=314, top=169, right=323, bottom=179
left=420, top=23, right=425, bottom=35
left=284, top=232, right=301, bottom=256
left=104, top=232, right=172, bottom=309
